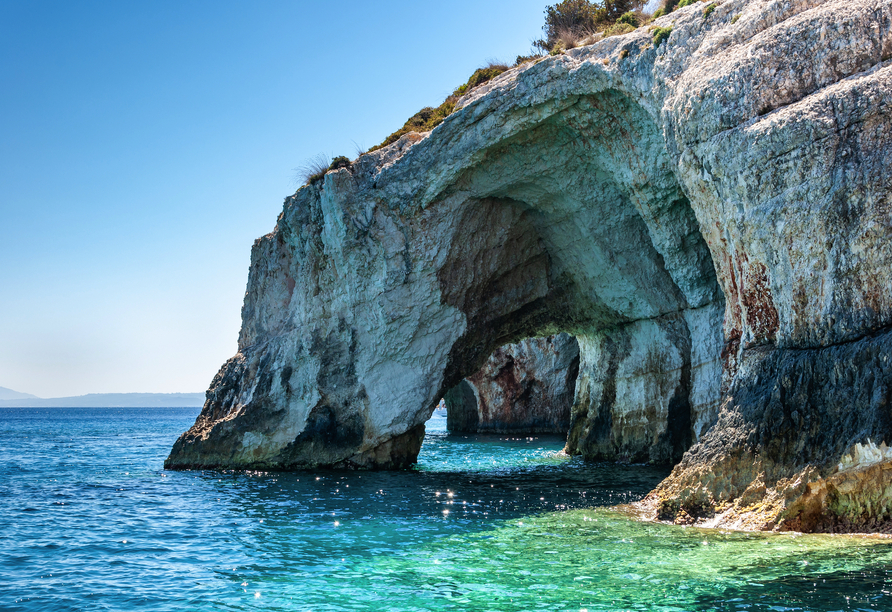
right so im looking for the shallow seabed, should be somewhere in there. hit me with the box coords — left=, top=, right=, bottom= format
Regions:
left=2, top=408, right=891, bottom=611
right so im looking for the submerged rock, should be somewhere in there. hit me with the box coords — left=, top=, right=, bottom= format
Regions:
left=445, top=334, right=580, bottom=434
left=167, top=0, right=892, bottom=531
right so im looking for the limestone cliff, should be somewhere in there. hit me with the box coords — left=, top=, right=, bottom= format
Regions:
left=445, top=334, right=579, bottom=434
left=167, top=0, right=892, bottom=531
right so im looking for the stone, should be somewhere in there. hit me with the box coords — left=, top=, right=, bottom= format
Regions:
left=567, top=304, right=723, bottom=464
left=648, top=329, right=892, bottom=532
left=166, top=0, right=892, bottom=531
left=445, top=334, right=580, bottom=434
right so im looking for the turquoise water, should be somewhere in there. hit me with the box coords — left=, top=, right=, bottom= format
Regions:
left=2, top=408, right=891, bottom=611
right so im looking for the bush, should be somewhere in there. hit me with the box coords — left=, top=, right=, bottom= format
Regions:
left=298, top=155, right=354, bottom=187
left=602, top=0, right=638, bottom=22
left=453, top=64, right=510, bottom=96
left=534, top=0, right=638, bottom=52
left=652, top=7, right=665, bottom=17
left=368, top=62, right=512, bottom=153
left=652, top=25, right=673, bottom=46
left=514, top=54, right=542, bottom=66
left=658, top=0, right=680, bottom=14
left=328, top=156, right=351, bottom=171
left=731, top=13, right=740, bottom=23
left=534, top=0, right=604, bottom=51
left=703, top=2, right=716, bottom=17
left=603, top=21, right=636, bottom=38
left=617, top=11, right=639, bottom=27
left=299, top=154, right=331, bottom=186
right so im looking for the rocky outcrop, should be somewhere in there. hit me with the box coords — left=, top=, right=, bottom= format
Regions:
left=649, top=328, right=892, bottom=532
left=166, top=0, right=892, bottom=531
left=445, top=334, right=579, bottom=434
left=567, top=304, right=724, bottom=464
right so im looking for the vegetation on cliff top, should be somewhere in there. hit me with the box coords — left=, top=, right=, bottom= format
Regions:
left=365, top=1, right=658, bottom=155
left=366, top=62, right=518, bottom=153
left=651, top=25, right=673, bottom=47
left=302, top=0, right=675, bottom=184
left=653, top=0, right=712, bottom=19
left=535, top=0, right=645, bottom=53
left=300, top=154, right=353, bottom=186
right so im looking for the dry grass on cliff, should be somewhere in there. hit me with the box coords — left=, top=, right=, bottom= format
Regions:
left=366, top=59, right=534, bottom=153
left=549, top=9, right=656, bottom=55
left=297, top=154, right=353, bottom=186
left=297, top=154, right=331, bottom=186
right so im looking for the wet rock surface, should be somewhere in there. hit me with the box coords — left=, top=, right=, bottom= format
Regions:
left=167, top=0, right=892, bottom=531
left=648, top=328, right=892, bottom=532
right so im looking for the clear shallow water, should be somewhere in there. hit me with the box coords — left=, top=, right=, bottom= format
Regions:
left=1, top=408, right=890, bottom=611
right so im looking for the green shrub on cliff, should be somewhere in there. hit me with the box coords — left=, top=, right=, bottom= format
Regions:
left=652, top=25, right=673, bottom=47
left=616, top=10, right=639, bottom=27
left=534, top=0, right=640, bottom=53
left=604, top=21, right=636, bottom=38
left=514, top=54, right=542, bottom=65
left=328, top=156, right=351, bottom=171
left=301, top=154, right=353, bottom=186
left=368, top=62, right=513, bottom=152
left=453, top=65, right=510, bottom=97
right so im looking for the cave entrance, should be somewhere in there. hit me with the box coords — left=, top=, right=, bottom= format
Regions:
left=422, top=90, right=725, bottom=467
left=164, top=88, right=729, bottom=473
left=441, top=334, right=579, bottom=436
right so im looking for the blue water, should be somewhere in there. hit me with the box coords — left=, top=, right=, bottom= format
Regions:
left=2, top=408, right=892, bottom=611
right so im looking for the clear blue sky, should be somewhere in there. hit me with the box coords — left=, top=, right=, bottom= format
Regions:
left=0, top=0, right=548, bottom=398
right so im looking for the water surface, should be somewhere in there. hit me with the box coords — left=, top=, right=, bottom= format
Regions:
left=2, top=408, right=890, bottom=611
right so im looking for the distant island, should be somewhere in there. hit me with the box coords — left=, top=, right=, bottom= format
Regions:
left=0, top=386, right=38, bottom=401
left=0, top=389, right=205, bottom=408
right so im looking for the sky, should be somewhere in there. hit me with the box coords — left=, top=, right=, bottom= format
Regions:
left=0, top=0, right=549, bottom=398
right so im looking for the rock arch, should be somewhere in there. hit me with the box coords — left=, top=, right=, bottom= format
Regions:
left=166, top=84, right=723, bottom=470
left=168, top=0, right=892, bottom=531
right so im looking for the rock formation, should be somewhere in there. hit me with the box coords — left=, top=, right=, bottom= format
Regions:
left=445, top=334, right=580, bottom=434
left=167, top=0, right=892, bottom=531
left=567, top=307, right=724, bottom=464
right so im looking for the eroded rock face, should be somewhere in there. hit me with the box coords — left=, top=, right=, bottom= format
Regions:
left=567, top=303, right=724, bottom=464
left=650, top=329, right=892, bottom=532
left=445, top=334, right=580, bottom=434
left=167, top=0, right=892, bottom=531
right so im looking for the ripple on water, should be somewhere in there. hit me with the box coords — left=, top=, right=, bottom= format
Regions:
left=1, top=409, right=891, bottom=611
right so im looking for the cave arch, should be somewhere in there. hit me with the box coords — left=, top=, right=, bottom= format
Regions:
left=426, top=90, right=724, bottom=465
left=166, top=87, right=724, bottom=470
left=164, top=3, right=892, bottom=532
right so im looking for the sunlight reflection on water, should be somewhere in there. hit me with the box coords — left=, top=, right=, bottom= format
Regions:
left=1, top=408, right=891, bottom=611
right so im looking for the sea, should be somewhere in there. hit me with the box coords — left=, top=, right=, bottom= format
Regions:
left=2, top=407, right=892, bottom=611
